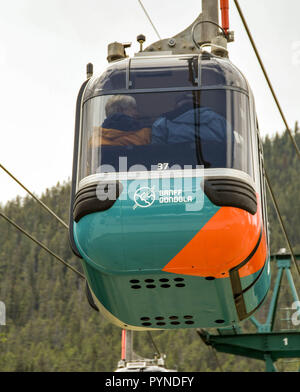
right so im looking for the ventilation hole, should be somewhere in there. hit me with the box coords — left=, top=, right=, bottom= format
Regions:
left=145, top=279, right=154, bottom=283
left=131, top=285, right=141, bottom=289
left=146, top=285, right=156, bottom=289
left=215, top=319, right=225, bottom=324
left=171, top=321, right=180, bottom=325
left=161, top=284, right=171, bottom=288
left=130, top=279, right=140, bottom=283
left=156, top=322, right=166, bottom=326
left=169, top=316, right=178, bottom=320
left=184, top=315, right=193, bottom=319
left=159, top=278, right=169, bottom=282
left=142, top=322, right=152, bottom=326
left=175, top=283, right=185, bottom=288
left=140, top=317, right=150, bottom=321
left=155, top=317, right=164, bottom=320
left=185, top=321, right=195, bottom=325
left=205, top=277, right=215, bottom=281
left=174, top=278, right=184, bottom=282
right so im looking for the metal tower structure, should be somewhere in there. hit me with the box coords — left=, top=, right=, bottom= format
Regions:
left=198, top=253, right=300, bottom=372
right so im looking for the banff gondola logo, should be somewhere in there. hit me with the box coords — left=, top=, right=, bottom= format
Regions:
left=133, top=186, right=195, bottom=210
left=133, top=186, right=156, bottom=209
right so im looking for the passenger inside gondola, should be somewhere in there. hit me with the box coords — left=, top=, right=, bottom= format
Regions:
left=85, top=90, right=232, bottom=176
left=151, top=93, right=227, bottom=145
left=89, top=95, right=151, bottom=147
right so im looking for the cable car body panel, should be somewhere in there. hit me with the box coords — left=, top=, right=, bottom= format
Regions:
left=70, top=53, right=270, bottom=329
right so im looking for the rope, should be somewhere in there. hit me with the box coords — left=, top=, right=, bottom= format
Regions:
left=265, top=169, right=300, bottom=276
left=147, top=331, right=161, bottom=357
left=137, top=0, right=161, bottom=40
left=0, top=211, right=85, bottom=280
left=0, top=163, right=69, bottom=229
left=233, top=0, right=300, bottom=159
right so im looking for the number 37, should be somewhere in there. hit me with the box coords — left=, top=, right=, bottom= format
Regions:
left=157, top=163, right=169, bottom=170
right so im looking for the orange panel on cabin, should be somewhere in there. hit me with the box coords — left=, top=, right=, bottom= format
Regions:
left=162, top=205, right=266, bottom=279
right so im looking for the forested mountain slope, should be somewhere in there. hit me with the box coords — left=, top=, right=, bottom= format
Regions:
left=0, top=130, right=299, bottom=372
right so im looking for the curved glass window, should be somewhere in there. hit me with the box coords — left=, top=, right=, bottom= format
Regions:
left=130, top=56, right=198, bottom=89
left=84, top=59, right=127, bottom=101
left=200, top=57, right=248, bottom=90
left=82, top=55, right=249, bottom=103
left=78, top=90, right=252, bottom=186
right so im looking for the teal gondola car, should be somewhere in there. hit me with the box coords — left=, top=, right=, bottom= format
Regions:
left=69, top=52, right=270, bottom=330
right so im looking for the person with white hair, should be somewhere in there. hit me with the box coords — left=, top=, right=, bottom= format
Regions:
left=105, top=95, right=138, bottom=118
left=90, top=95, right=151, bottom=147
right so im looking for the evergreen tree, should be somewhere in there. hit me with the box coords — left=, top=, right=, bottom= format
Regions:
left=0, top=130, right=299, bottom=372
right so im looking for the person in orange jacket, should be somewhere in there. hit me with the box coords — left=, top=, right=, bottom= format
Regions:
left=89, top=95, right=151, bottom=147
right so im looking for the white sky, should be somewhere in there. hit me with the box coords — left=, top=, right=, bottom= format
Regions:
left=0, top=0, right=299, bottom=204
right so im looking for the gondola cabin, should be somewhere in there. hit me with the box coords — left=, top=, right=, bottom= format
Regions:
left=69, top=52, right=270, bottom=330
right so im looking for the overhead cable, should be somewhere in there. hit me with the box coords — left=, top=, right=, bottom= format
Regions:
left=0, top=211, right=85, bottom=280
left=265, top=169, right=300, bottom=276
left=0, top=163, right=69, bottom=230
left=137, top=0, right=161, bottom=40
left=196, top=329, right=223, bottom=372
left=210, top=346, right=223, bottom=372
left=233, top=0, right=300, bottom=159
left=147, top=331, right=161, bottom=357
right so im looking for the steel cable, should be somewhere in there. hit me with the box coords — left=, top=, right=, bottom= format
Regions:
left=0, top=211, right=85, bottom=280
left=233, top=0, right=300, bottom=159
left=265, top=169, right=300, bottom=276
left=137, top=0, right=161, bottom=40
left=147, top=331, right=161, bottom=357
left=0, top=163, right=69, bottom=229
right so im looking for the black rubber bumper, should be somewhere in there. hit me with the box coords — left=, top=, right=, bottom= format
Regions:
left=204, top=177, right=257, bottom=215
left=73, top=181, right=123, bottom=223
